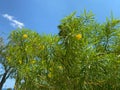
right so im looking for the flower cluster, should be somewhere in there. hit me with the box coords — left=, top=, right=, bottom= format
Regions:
left=75, top=34, right=82, bottom=40
left=23, top=34, right=28, bottom=38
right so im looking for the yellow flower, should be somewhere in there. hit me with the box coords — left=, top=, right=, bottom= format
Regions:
left=19, top=60, right=22, bottom=64
left=48, top=72, right=52, bottom=78
left=23, top=34, right=28, bottom=38
left=75, top=34, right=82, bottom=40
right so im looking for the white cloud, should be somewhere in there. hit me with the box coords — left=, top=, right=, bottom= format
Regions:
left=3, top=14, right=13, bottom=21
left=2, top=14, right=24, bottom=29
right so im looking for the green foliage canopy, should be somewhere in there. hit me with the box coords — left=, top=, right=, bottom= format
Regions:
left=5, top=11, right=120, bottom=90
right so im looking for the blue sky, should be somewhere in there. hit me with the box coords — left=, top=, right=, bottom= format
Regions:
left=0, top=0, right=120, bottom=89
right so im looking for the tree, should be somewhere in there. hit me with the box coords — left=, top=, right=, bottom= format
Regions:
left=6, top=29, right=59, bottom=90
left=5, top=11, right=120, bottom=90
left=0, top=37, right=15, bottom=90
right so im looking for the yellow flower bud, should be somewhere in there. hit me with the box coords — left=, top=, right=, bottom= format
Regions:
left=19, top=60, right=22, bottom=64
left=58, top=66, right=63, bottom=70
left=31, top=60, right=36, bottom=64
left=6, top=57, right=10, bottom=61
left=39, top=45, right=45, bottom=50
